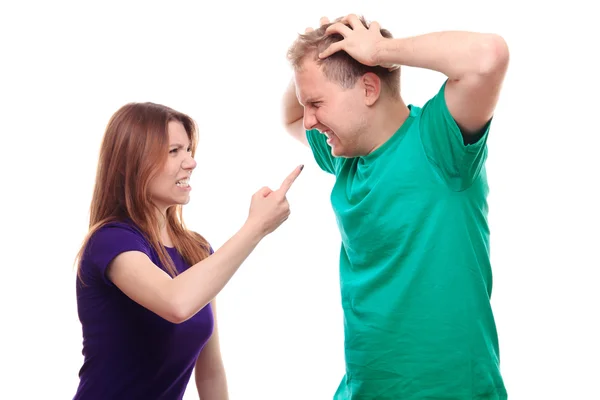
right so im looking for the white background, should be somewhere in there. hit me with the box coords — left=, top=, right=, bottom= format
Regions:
left=1, top=1, right=598, bottom=399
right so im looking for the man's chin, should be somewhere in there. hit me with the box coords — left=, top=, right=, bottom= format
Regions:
left=330, top=147, right=351, bottom=158
left=331, top=148, right=348, bottom=158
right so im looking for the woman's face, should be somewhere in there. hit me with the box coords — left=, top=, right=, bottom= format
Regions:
left=148, top=121, right=197, bottom=213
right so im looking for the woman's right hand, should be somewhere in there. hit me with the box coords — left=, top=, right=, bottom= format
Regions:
left=246, top=164, right=304, bottom=238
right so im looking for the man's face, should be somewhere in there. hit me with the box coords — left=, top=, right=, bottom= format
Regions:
left=294, top=59, right=369, bottom=157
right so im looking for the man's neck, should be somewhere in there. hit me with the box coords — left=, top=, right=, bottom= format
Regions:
left=365, top=97, right=410, bottom=155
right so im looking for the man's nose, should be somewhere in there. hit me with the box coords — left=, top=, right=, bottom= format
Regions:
left=303, top=110, right=317, bottom=130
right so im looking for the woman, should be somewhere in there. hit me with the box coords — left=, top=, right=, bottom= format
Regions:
left=73, top=102, right=302, bottom=399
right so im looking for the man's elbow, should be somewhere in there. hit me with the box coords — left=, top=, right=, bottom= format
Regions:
left=478, top=34, right=510, bottom=76
left=285, top=119, right=309, bottom=146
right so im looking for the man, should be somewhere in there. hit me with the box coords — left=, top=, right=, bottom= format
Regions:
left=282, top=14, right=509, bottom=399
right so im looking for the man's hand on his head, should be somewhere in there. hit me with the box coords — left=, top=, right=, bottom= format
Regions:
left=318, top=14, right=398, bottom=71
left=304, top=16, right=330, bottom=33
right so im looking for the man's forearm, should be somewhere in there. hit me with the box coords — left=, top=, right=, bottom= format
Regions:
left=375, top=31, right=508, bottom=80
left=282, top=79, right=304, bottom=124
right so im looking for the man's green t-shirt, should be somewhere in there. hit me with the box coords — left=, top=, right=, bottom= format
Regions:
left=306, top=82, right=506, bottom=399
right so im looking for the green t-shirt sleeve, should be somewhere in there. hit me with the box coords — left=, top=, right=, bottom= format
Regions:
left=419, top=80, right=490, bottom=191
left=306, top=128, right=338, bottom=175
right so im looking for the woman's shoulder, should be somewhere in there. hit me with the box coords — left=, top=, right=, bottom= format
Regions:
left=88, top=219, right=151, bottom=251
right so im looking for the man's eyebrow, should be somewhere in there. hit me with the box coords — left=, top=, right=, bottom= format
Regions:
left=296, top=90, right=316, bottom=106
left=303, top=97, right=320, bottom=105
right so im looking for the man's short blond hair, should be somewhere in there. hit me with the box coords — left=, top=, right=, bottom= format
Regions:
left=287, top=16, right=400, bottom=98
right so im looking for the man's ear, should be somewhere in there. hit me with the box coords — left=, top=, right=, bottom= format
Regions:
left=361, top=72, right=382, bottom=106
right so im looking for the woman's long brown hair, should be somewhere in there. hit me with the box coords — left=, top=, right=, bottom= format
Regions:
left=76, top=102, right=211, bottom=282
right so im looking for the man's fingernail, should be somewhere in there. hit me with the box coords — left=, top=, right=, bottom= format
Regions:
left=300, top=164, right=304, bottom=170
